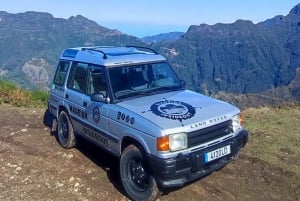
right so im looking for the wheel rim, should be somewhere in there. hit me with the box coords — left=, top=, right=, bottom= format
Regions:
left=59, top=114, right=68, bottom=144
left=128, top=158, right=150, bottom=191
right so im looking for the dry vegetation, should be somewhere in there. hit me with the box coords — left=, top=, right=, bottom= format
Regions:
left=0, top=80, right=48, bottom=107
left=243, top=104, right=300, bottom=176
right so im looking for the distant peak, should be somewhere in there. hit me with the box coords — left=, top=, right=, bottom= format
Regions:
left=233, top=19, right=254, bottom=25
left=0, top=11, right=9, bottom=15
left=69, top=15, right=89, bottom=20
left=22, top=11, right=54, bottom=19
left=68, top=15, right=100, bottom=27
left=281, top=3, right=300, bottom=26
left=68, top=15, right=91, bottom=22
left=289, top=3, right=300, bottom=15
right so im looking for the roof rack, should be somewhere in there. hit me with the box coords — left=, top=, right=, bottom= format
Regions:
left=125, top=45, right=159, bottom=54
left=81, top=46, right=159, bottom=59
left=81, top=47, right=108, bottom=59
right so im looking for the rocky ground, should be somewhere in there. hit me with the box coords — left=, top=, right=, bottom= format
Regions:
left=0, top=105, right=299, bottom=201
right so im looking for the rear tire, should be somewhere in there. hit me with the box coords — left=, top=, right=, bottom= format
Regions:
left=57, top=111, right=76, bottom=148
left=120, top=144, right=161, bottom=201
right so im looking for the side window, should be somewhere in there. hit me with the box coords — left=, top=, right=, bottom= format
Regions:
left=152, top=63, right=180, bottom=87
left=88, top=67, right=107, bottom=97
left=67, top=62, right=88, bottom=93
left=53, top=61, right=70, bottom=86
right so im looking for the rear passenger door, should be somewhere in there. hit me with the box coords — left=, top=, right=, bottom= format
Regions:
left=65, top=62, right=89, bottom=132
left=49, top=60, right=71, bottom=115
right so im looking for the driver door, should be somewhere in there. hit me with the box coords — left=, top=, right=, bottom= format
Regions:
left=84, top=66, right=111, bottom=149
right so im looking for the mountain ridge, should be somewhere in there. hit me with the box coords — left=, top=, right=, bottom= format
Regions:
left=0, top=4, right=300, bottom=104
left=142, top=32, right=184, bottom=43
left=153, top=3, right=300, bottom=98
left=0, top=11, right=144, bottom=89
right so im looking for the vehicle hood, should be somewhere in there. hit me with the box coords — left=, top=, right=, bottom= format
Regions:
left=116, top=90, right=240, bottom=134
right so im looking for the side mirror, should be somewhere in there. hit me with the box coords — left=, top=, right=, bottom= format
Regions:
left=91, top=93, right=110, bottom=103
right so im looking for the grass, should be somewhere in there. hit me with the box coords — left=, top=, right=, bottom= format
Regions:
left=0, top=80, right=49, bottom=108
left=242, top=104, right=300, bottom=176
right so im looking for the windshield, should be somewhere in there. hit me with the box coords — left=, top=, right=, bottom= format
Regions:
left=108, top=62, right=182, bottom=100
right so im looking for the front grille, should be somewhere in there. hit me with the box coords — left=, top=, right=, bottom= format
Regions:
left=188, top=120, right=233, bottom=148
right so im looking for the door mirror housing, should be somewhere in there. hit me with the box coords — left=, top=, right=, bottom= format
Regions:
left=91, top=93, right=110, bottom=103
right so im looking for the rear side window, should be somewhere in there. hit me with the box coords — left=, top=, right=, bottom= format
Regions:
left=54, top=61, right=70, bottom=86
left=67, top=62, right=88, bottom=93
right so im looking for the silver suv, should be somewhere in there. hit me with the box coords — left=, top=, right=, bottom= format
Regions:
left=48, top=46, right=248, bottom=201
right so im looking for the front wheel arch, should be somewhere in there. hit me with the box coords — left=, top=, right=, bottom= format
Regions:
left=120, top=144, right=161, bottom=201
left=121, top=136, right=151, bottom=155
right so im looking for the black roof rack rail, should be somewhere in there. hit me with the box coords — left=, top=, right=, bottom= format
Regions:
left=81, top=47, right=108, bottom=59
left=125, top=45, right=159, bottom=54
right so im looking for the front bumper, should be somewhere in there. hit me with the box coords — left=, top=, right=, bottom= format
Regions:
left=148, top=130, right=248, bottom=188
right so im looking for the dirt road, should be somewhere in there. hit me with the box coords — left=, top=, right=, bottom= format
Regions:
left=0, top=105, right=299, bottom=201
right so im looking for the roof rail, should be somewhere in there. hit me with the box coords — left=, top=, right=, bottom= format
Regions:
left=81, top=47, right=108, bottom=59
left=81, top=46, right=158, bottom=59
left=125, top=45, right=159, bottom=54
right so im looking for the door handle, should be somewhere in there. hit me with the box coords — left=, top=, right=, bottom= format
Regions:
left=83, top=101, right=87, bottom=107
left=65, top=94, right=69, bottom=99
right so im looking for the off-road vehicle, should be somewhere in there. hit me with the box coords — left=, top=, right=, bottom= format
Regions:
left=48, top=46, right=248, bottom=201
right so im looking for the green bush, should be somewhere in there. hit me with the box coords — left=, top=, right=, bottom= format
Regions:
left=31, top=90, right=50, bottom=103
left=0, top=80, right=49, bottom=107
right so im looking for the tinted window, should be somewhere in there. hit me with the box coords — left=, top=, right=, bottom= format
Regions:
left=53, top=61, right=70, bottom=86
left=88, top=68, right=107, bottom=97
left=67, top=62, right=88, bottom=93
left=108, top=62, right=181, bottom=100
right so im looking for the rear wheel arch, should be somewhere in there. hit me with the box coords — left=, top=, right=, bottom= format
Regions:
left=58, top=105, right=68, bottom=116
left=56, top=109, right=76, bottom=148
left=51, top=105, right=69, bottom=132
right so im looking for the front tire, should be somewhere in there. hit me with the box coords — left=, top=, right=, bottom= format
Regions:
left=120, top=145, right=161, bottom=201
left=57, top=111, right=76, bottom=148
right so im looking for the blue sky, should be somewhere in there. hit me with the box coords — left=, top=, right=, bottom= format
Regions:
left=0, top=0, right=299, bottom=37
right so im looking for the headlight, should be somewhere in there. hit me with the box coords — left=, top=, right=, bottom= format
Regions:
left=157, top=133, right=187, bottom=152
left=232, top=114, right=243, bottom=132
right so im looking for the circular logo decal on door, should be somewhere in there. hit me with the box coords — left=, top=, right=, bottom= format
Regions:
left=93, top=106, right=100, bottom=123
left=150, top=100, right=195, bottom=121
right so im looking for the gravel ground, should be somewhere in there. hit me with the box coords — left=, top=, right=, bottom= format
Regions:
left=0, top=105, right=299, bottom=201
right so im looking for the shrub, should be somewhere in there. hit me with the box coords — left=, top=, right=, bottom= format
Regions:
left=0, top=80, right=49, bottom=107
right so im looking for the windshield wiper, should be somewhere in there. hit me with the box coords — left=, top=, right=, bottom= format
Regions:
left=115, top=89, right=152, bottom=99
left=150, top=85, right=182, bottom=93
left=115, top=86, right=182, bottom=99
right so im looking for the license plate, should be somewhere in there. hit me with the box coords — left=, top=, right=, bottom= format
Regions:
left=204, top=145, right=231, bottom=163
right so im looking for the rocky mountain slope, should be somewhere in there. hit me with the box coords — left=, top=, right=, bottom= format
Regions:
left=142, top=32, right=184, bottom=43
left=154, top=3, right=300, bottom=101
left=0, top=4, right=300, bottom=104
left=0, top=11, right=144, bottom=89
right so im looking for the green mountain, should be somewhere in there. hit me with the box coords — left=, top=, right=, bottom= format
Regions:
left=152, top=3, right=300, bottom=99
left=0, top=11, right=144, bottom=89
left=0, top=4, right=299, bottom=104
left=142, top=32, right=184, bottom=43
